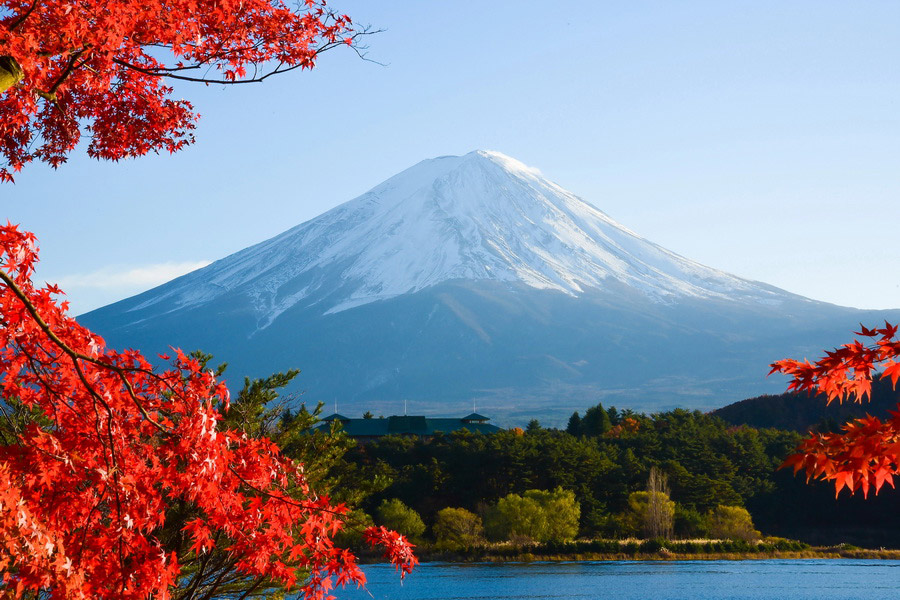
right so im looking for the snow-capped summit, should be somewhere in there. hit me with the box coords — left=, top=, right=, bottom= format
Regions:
left=82, top=151, right=897, bottom=421
left=126, top=150, right=782, bottom=329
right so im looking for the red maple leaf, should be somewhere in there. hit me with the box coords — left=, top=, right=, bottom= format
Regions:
left=0, top=0, right=366, bottom=181
left=772, top=322, right=900, bottom=498
left=0, top=225, right=416, bottom=598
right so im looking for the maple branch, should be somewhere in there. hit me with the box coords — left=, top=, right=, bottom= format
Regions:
left=0, top=270, right=225, bottom=440
left=111, top=27, right=379, bottom=85
left=224, top=463, right=359, bottom=528
left=47, top=47, right=88, bottom=95
left=234, top=578, right=265, bottom=600
left=7, top=0, right=41, bottom=31
left=18, top=350, right=80, bottom=428
left=0, top=401, right=22, bottom=445
left=0, top=269, right=170, bottom=432
left=181, top=531, right=221, bottom=600
left=193, top=559, right=233, bottom=600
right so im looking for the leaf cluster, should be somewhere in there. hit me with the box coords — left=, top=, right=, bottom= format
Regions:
left=772, top=323, right=900, bottom=497
left=0, top=0, right=362, bottom=181
left=0, top=225, right=416, bottom=599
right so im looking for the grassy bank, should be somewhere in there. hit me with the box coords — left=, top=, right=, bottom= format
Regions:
left=436, top=548, right=900, bottom=562
left=358, top=538, right=900, bottom=563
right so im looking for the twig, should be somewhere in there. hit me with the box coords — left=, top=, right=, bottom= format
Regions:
left=8, top=0, right=40, bottom=31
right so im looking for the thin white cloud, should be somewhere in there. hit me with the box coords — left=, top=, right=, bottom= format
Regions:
left=45, top=261, right=211, bottom=315
left=54, top=261, right=211, bottom=291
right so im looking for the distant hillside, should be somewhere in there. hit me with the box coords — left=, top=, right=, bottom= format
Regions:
left=711, top=376, right=900, bottom=433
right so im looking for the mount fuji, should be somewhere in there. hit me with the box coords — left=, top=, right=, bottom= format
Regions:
left=79, top=151, right=899, bottom=424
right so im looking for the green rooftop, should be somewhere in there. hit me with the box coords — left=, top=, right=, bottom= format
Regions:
left=313, top=413, right=502, bottom=438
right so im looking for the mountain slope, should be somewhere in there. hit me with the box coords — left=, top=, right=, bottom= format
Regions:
left=114, top=151, right=791, bottom=326
left=79, top=151, right=900, bottom=424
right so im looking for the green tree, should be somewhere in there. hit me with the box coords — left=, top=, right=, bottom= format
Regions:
left=606, top=406, right=620, bottom=426
left=484, top=488, right=580, bottom=543
left=433, top=508, right=484, bottom=550
left=484, top=492, right=545, bottom=543
left=376, top=499, right=426, bottom=540
left=526, top=419, right=542, bottom=432
left=566, top=411, right=582, bottom=436
left=707, top=505, right=760, bottom=541
left=582, top=403, right=612, bottom=436
left=222, top=371, right=392, bottom=511
left=524, top=488, right=580, bottom=542
left=674, top=505, right=708, bottom=538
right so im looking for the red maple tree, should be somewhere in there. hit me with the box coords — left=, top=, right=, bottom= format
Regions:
left=0, top=224, right=416, bottom=598
left=771, top=322, right=900, bottom=497
left=0, top=0, right=363, bottom=181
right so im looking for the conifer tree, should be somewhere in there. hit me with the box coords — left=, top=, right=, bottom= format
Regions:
left=566, top=411, right=583, bottom=436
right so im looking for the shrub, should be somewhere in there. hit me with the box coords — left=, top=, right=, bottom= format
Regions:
left=483, top=488, right=580, bottom=543
left=433, top=507, right=484, bottom=550
left=523, top=488, right=580, bottom=542
left=706, top=505, right=761, bottom=542
left=640, top=538, right=668, bottom=553
left=376, top=499, right=426, bottom=540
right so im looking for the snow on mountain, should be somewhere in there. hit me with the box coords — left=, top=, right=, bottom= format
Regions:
left=81, top=150, right=900, bottom=420
left=127, top=150, right=785, bottom=329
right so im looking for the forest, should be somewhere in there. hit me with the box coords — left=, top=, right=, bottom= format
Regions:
left=305, top=398, right=900, bottom=551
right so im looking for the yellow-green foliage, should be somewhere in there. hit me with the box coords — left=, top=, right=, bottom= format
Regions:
left=376, top=498, right=426, bottom=540
left=524, top=488, right=580, bottom=542
left=706, top=505, right=760, bottom=542
left=484, top=487, right=580, bottom=543
left=433, top=507, right=484, bottom=550
left=623, top=491, right=675, bottom=539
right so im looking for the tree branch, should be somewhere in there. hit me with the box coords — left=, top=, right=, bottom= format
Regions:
left=110, top=27, right=381, bottom=86
left=0, top=269, right=170, bottom=432
left=7, top=0, right=41, bottom=31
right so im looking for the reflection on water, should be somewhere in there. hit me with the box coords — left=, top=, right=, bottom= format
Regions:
left=330, top=560, right=900, bottom=600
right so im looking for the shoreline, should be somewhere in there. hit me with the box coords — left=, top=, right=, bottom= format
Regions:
left=446, top=548, right=900, bottom=562
left=357, top=542, right=900, bottom=564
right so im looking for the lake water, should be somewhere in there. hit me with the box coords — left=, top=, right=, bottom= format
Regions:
left=335, top=560, right=900, bottom=599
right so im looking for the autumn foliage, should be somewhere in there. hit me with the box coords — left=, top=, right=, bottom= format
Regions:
left=0, top=223, right=416, bottom=598
left=771, top=323, right=900, bottom=498
left=0, top=0, right=357, bottom=181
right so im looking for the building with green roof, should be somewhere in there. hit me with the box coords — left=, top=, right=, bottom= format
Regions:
left=312, top=412, right=501, bottom=441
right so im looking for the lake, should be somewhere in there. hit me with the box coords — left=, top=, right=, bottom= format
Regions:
left=334, top=560, right=900, bottom=599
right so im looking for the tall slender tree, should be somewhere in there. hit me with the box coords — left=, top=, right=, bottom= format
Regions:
left=644, top=467, right=674, bottom=539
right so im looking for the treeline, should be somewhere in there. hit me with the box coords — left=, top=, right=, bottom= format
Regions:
left=334, top=405, right=900, bottom=549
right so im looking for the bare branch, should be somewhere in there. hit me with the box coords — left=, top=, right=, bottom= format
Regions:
left=111, top=27, right=382, bottom=86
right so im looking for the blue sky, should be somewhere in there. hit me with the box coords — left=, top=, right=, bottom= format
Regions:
left=5, top=1, right=899, bottom=314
